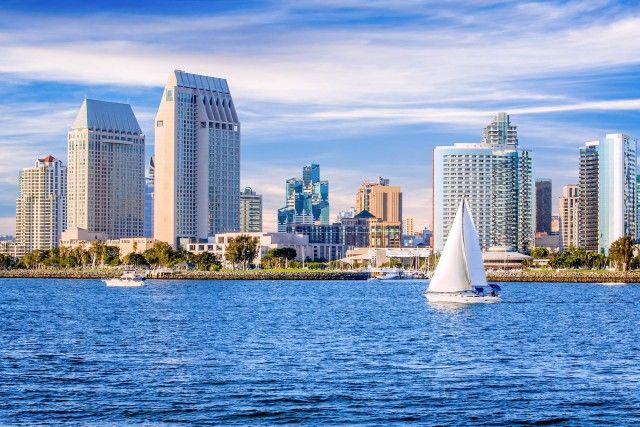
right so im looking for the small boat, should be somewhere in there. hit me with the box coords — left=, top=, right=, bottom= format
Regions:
left=104, top=271, right=146, bottom=287
left=424, top=199, right=501, bottom=304
left=370, top=268, right=404, bottom=280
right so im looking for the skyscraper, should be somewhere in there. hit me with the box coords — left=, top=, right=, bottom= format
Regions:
left=154, top=70, right=241, bottom=247
left=15, top=155, right=66, bottom=254
left=578, top=141, right=599, bottom=251
left=355, top=177, right=402, bottom=223
left=355, top=177, right=402, bottom=249
left=433, top=113, right=534, bottom=253
left=559, top=185, right=579, bottom=249
left=240, top=187, right=262, bottom=232
left=578, top=134, right=638, bottom=254
left=535, top=179, right=552, bottom=234
left=598, top=133, right=637, bottom=253
left=67, top=99, right=145, bottom=238
left=403, top=216, right=415, bottom=236
left=278, top=164, right=329, bottom=231
left=144, top=156, right=155, bottom=238
left=482, top=112, right=518, bottom=147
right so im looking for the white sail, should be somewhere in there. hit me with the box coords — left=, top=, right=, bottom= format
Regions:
left=461, top=200, right=488, bottom=288
left=428, top=201, right=472, bottom=293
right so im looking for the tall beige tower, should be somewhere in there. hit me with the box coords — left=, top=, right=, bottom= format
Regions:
left=559, top=185, right=579, bottom=249
left=355, top=177, right=402, bottom=222
left=154, top=71, right=240, bottom=248
left=15, top=155, right=66, bottom=254
left=67, top=99, right=145, bottom=238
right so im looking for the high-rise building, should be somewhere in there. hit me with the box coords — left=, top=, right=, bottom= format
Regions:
left=355, top=177, right=402, bottom=248
left=482, top=112, right=518, bottom=147
left=578, top=141, right=599, bottom=251
left=144, top=156, right=155, bottom=238
left=598, top=133, right=637, bottom=253
left=15, top=155, right=66, bottom=254
left=240, top=187, right=262, bottom=232
left=403, top=216, right=415, bottom=235
left=535, top=179, right=552, bottom=234
left=154, top=70, right=241, bottom=247
left=67, top=99, right=145, bottom=239
left=559, top=185, right=579, bottom=249
left=355, top=177, right=402, bottom=223
left=277, top=163, right=329, bottom=231
left=433, top=113, right=534, bottom=253
left=578, top=134, right=638, bottom=254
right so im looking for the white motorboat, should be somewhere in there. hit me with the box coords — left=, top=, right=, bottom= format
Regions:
left=424, top=199, right=501, bottom=304
left=104, top=271, right=146, bottom=287
left=370, top=268, right=404, bottom=280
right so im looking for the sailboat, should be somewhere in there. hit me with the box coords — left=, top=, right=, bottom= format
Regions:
left=424, top=199, right=501, bottom=303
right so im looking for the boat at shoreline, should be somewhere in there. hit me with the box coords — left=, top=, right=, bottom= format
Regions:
left=103, top=271, right=146, bottom=287
left=424, top=199, right=501, bottom=304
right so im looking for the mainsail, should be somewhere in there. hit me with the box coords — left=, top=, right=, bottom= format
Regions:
left=428, top=200, right=487, bottom=293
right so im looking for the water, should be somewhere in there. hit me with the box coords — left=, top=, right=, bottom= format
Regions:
left=1, top=279, right=639, bottom=425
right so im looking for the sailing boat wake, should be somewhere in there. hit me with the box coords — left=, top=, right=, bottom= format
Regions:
left=424, top=199, right=501, bottom=304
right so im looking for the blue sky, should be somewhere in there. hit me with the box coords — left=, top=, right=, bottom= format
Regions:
left=1, top=0, right=640, bottom=234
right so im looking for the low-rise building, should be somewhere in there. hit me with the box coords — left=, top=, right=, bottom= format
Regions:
left=60, top=227, right=155, bottom=255
left=183, top=232, right=346, bottom=266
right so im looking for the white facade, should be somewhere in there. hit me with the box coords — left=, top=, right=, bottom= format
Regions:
left=433, top=113, right=534, bottom=253
left=15, top=156, right=66, bottom=253
left=154, top=70, right=240, bottom=248
left=60, top=227, right=155, bottom=255
left=67, top=99, right=145, bottom=239
left=598, top=133, right=637, bottom=253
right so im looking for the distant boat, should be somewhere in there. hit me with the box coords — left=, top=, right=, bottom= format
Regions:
left=370, top=268, right=404, bottom=280
left=424, top=199, right=501, bottom=303
left=104, top=271, right=146, bottom=287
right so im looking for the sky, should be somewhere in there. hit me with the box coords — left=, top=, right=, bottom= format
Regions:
left=1, top=0, right=640, bottom=234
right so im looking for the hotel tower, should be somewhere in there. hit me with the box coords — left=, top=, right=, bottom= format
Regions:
left=154, top=70, right=240, bottom=247
left=67, top=99, right=145, bottom=238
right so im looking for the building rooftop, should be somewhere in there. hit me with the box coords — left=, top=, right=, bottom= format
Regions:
left=174, top=70, right=230, bottom=93
left=71, top=99, right=142, bottom=133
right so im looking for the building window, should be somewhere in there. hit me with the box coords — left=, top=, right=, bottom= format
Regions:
left=157, top=120, right=163, bottom=127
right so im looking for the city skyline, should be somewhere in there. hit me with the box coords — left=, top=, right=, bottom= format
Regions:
left=2, top=1, right=640, bottom=234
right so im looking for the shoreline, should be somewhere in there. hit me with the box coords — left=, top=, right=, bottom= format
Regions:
left=0, top=269, right=371, bottom=281
left=1, top=269, right=640, bottom=282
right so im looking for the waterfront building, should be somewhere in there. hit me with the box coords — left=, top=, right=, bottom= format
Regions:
left=240, top=187, right=263, bottom=232
left=277, top=164, right=329, bottom=231
left=144, top=156, right=155, bottom=238
left=286, top=209, right=375, bottom=251
left=0, top=240, right=21, bottom=257
left=67, top=99, right=145, bottom=239
left=154, top=70, right=240, bottom=248
left=598, top=133, right=637, bottom=253
left=60, top=227, right=155, bottom=255
left=184, top=232, right=344, bottom=265
left=433, top=113, right=534, bottom=253
left=15, top=155, right=66, bottom=254
left=535, top=179, right=552, bottom=234
left=559, top=185, right=579, bottom=249
left=578, top=141, right=599, bottom=251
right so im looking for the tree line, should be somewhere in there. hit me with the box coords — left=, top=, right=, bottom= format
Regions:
left=532, top=236, right=639, bottom=271
left=0, top=235, right=330, bottom=271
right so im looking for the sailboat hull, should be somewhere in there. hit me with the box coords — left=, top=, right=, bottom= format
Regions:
left=425, top=291, right=500, bottom=304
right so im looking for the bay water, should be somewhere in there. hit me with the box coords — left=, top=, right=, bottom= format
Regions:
left=1, top=279, right=639, bottom=425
